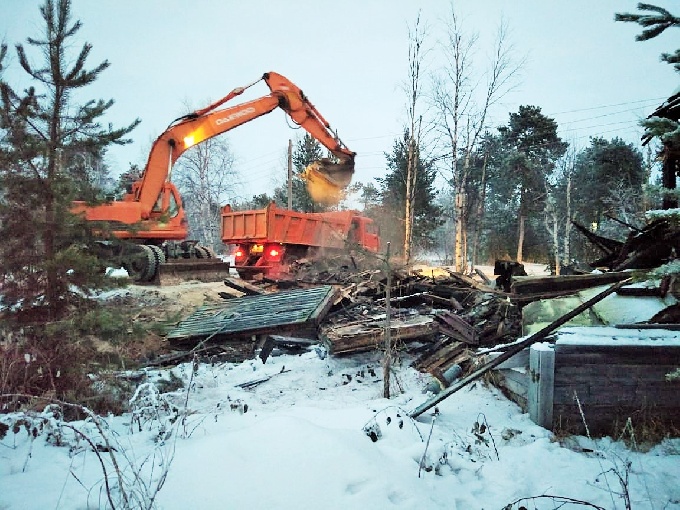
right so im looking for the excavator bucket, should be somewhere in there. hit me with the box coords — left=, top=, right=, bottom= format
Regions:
left=302, top=159, right=355, bottom=205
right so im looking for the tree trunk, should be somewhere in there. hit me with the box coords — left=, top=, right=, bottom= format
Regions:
left=469, top=153, right=488, bottom=267
left=662, top=144, right=678, bottom=210
left=516, top=182, right=526, bottom=263
left=454, top=191, right=466, bottom=271
left=552, top=216, right=560, bottom=276
left=46, top=85, right=64, bottom=320
left=404, top=174, right=412, bottom=263
left=404, top=138, right=417, bottom=263
left=516, top=214, right=525, bottom=263
left=562, top=172, right=572, bottom=268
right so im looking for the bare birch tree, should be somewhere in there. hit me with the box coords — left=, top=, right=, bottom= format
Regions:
left=403, top=12, right=429, bottom=264
left=544, top=147, right=576, bottom=275
left=433, top=6, right=522, bottom=271
left=173, top=136, right=238, bottom=251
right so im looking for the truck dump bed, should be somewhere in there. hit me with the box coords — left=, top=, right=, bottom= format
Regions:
left=221, top=203, right=354, bottom=249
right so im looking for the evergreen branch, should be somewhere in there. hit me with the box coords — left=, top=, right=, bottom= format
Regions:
left=615, top=3, right=680, bottom=41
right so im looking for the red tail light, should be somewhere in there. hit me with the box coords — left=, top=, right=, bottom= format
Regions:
left=263, top=243, right=284, bottom=263
left=233, top=246, right=246, bottom=263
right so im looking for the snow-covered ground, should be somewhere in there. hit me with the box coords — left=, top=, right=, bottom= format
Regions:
left=1, top=347, right=679, bottom=510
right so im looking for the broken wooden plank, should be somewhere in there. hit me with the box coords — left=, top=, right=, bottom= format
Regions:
left=408, top=278, right=632, bottom=419
left=510, top=271, right=631, bottom=295
left=321, top=314, right=438, bottom=355
left=444, top=268, right=497, bottom=292
left=223, top=277, right=266, bottom=296
left=434, top=311, right=478, bottom=345
left=237, top=366, right=291, bottom=389
left=412, top=339, right=466, bottom=373
left=474, top=268, right=492, bottom=285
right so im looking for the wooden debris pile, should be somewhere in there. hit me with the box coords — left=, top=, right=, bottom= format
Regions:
left=316, top=266, right=522, bottom=383
left=151, top=244, right=678, bottom=403
left=574, top=216, right=680, bottom=271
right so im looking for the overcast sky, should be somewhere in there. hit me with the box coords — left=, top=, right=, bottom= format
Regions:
left=2, top=1, right=678, bottom=201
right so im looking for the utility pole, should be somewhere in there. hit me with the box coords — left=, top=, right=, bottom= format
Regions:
left=287, top=139, right=293, bottom=210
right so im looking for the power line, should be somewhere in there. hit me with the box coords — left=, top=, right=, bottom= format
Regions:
left=547, top=96, right=668, bottom=116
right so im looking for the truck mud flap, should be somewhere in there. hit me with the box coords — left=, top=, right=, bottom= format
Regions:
left=156, top=259, right=232, bottom=286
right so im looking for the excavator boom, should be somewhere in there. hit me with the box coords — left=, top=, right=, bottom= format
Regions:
left=133, top=71, right=354, bottom=217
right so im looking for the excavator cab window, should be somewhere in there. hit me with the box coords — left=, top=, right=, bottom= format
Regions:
left=152, top=194, right=163, bottom=213
left=167, top=191, right=179, bottom=218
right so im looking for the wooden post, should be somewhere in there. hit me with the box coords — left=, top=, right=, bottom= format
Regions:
left=383, top=242, right=392, bottom=398
left=287, top=139, right=293, bottom=210
left=528, top=343, right=555, bottom=429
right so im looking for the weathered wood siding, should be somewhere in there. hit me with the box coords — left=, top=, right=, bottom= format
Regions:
left=552, top=342, right=680, bottom=435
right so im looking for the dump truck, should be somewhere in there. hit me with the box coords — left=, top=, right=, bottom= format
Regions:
left=222, top=202, right=380, bottom=279
left=72, top=72, right=356, bottom=283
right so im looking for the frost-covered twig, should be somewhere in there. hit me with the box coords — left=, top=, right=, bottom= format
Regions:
left=574, top=392, right=631, bottom=510
left=1, top=392, right=177, bottom=510
left=501, top=494, right=606, bottom=509
left=418, top=410, right=438, bottom=478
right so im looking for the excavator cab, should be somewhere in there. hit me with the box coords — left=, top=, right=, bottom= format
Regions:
left=303, top=158, right=355, bottom=205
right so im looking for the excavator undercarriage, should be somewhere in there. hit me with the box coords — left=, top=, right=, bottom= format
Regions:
left=97, top=240, right=231, bottom=285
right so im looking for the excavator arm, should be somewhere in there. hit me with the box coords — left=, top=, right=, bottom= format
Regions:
left=131, top=71, right=355, bottom=216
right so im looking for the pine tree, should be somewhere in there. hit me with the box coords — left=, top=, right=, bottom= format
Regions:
left=616, top=4, right=680, bottom=208
left=377, top=130, right=442, bottom=256
left=497, top=106, right=567, bottom=262
left=615, top=4, right=680, bottom=71
left=571, top=137, right=645, bottom=230
left=0, top=0, right=139, bottom=320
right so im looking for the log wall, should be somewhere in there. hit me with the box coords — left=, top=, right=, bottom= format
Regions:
left=551, top=342, right=680, bottom=435
left=492, top=339, right=680, bottom=436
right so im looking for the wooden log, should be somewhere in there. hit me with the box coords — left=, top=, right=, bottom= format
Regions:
left=223, top=277, right=265, bottom=295
left=510, top=271, right=631, bottom=295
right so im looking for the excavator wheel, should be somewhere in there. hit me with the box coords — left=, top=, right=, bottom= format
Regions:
left=123, top=245, right=158, bottom=283
left=148, top=245, right=166, bottom=282
left=302, top=159, right=354, bottom=205
left=195, top=246, right=212, bottom=259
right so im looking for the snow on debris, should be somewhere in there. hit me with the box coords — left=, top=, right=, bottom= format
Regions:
left=1, top=347, right=680, bottom=509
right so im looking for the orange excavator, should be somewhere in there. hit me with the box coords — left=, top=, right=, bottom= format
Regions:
left=72, top=72, right=356, bottom=282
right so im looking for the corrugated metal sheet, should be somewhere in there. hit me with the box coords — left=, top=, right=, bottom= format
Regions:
left=167, top=285, right=336, bottom=341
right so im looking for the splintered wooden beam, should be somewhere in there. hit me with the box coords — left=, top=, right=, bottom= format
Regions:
left=223, top=277, right=265, bottom=296
left=510, top=271, right=631, bottom=295
left=408, top=278, right=631, bottom=419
